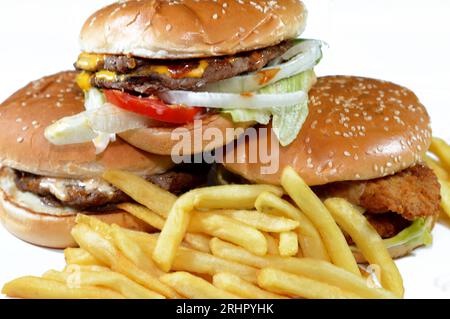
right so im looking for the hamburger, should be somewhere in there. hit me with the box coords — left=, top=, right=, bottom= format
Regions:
left=45, top=0, right=322, bottom=155
left=222, top=76, right=441, bottom=261
left=0, top=71, right=206, bottom=249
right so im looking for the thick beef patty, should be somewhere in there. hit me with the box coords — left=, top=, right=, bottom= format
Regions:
left=13, top=167, right=206, bottom=211
left=84, top=41, right=292, bottom=94
left=313, top=164, right=441, bottom=240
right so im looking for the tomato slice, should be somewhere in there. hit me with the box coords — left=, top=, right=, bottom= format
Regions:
left=104, top=90, right=203, bottom=124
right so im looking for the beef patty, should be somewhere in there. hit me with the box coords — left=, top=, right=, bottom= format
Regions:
left=81, top=41, right=292, bottom=94
left=313, top=164, right=441, bottom=239
left=13, top=166, right=207, bottom=211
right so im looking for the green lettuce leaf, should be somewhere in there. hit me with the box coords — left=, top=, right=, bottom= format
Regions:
left=383, top=217, right=433, bottom=249
left=224, top=69, right=317, bottom=146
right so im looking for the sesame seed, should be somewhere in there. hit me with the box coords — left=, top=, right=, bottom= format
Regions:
left=17, top=137, right=24, bottom=143
left=165, top=24, right=172, bottom=31
left=212, top=13, right=218, bottom=19
left=344, top=151, right=351, bottom=157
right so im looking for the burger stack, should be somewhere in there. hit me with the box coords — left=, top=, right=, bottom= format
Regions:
left=0, top=0, right=441, bottom=261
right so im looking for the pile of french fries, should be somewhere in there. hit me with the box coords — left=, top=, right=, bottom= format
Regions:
left=3, top=137, right=450, bottom=299
left=426, top=138, right=450, bottom=219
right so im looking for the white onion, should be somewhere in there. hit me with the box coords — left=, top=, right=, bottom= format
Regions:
left=44, top=112, right=97, bottom=145
left=45, top=103, right=151, bottom=146
left=160, top=90, right=307, bottom=109
left=205, top=39, right=322, bottom=93
left=88, top=103, right=153, bottom=133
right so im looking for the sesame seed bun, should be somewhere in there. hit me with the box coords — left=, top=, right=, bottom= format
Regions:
left=0, top=71, right=174, bottom=178
left=79, top=0, right=307, bottom=59
left=223, top=76, right=432, bottom=186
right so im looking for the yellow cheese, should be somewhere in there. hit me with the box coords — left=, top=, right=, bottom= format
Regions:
left=75, top=71, right=92, bottom=91
left=186, top=60, right=209, bottom=78
left=76, top=53, right=105, bottom=72
left=95, top=70, right=118, bottom=82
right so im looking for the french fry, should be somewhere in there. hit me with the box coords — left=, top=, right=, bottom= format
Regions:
left=324, top=198, right=404, bottom=297
left=424, top=156, right=449, bottom=180
left=103, top=170, right=176, bottom=218
left=160, top=272, right=241, bottom=299
left=193, top=185, right=283, bottom=210
left=43, top=270, right=164, bottom=299
left=184, top=233, right=212, bottom=253
left=258, top=268, right=360, bottom=299
left=264, top=233, right=279, bottom=255
left=153, top=192, right=195, bottom=272
left=210, top=238, right=397, bottom=299
left=71, top=224, right=178, bottom=298
left=438, top=179, right=450, bottom=219
left=120, top=228, right=258, bottom=283
left=2, top=276, right=124, bottom=299
left=189, top=212, right=267, bottom=256
left=111, top=225, right=164, bottom=277
left=119, top=203, right=267, bottom=256
left=64, top=264, right=111, bottom=273
left=76, top=214, right=113, bottom=240
left=64, top=248, right=104, bottom=267
left=213, top=273, right=287, bottom=299
left=215, top=210, right=299, bottom=232
left=255, top=191, right=330, bottom=261
left=118, top=203, right=165, bottom=230
left=429, top=137, right=450, bottom=172
left=281, top=167, right=360, bottom=275
left=278, top=231, right=299, bottom=257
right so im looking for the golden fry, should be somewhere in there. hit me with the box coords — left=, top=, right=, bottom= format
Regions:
left=153, top=192, right=194, bottom=272
left=120, top=228, right=258, bottom=283
left=281, top=167, right=359, bottom=275
left=424, top=156, right=449, bottom=180
left=439, top=179, right=450, bottom=218
left=430, top=137, right=450, bottom=172
left=324, top=198, right=404, bottom=297
left=258, top=268, right=360, bottom=299
left=64, top=248, right=104, bottom=267
left=264, top=233, right=279, bottom=255
left=184, top=233, right=211, bottom=253
left=111, top=225, right=164, bottom=276
left=118, top=203, right=165, bottom=230
left=215, top=210, right=299, bottom=232
left=278, top=231, right=299, bottom=257
left=43, top=269, right=164, bottom=299
left=210, top=238, right=397, bottom=299
left=213, top=273, right=287, bottom=299
left=160, top=272, right=241, bottom=299
left=190, top=212, right=267, bottom=256
left=193, top=185, right=283, bottom=210
left=2, top=276, right=124, bottom=299
left=255, top=191, right=330, bottom=261
left=71, top=224, right=179, bottom=298
left=103, top=170, right=176, bottom=218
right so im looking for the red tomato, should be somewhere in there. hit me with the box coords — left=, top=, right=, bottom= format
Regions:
left=104, top=90, right=203, bottom=124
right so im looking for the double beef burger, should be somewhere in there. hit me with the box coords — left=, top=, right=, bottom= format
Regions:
left=45, top=0, right=322, bottom=155
left=223, top=76, right=441, bottom=261
left=0, top=72, right=205, bottom=248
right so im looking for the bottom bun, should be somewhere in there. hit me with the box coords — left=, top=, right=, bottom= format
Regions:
left=119, top=113, right=253, bottom=155
left=0, top=192, right=153, bottom=249
left=351, top=214, right=438, bottom=263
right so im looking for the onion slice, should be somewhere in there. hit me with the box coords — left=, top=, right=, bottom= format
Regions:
left=159, top=90, right=307, bottom=109
left=45, top=103, right=152, bottom=146
left=205, top=39, right=322, bottom=93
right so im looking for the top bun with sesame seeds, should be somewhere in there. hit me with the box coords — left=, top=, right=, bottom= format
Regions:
left=223, top=75, right=432, bottom=186
left=79, top=0, right=307, bottom=59
left=0, top=71, right=174, bottom=178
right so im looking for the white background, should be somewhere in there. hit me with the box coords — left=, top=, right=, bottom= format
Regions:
left=0, top=0, right=449, bottom=298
